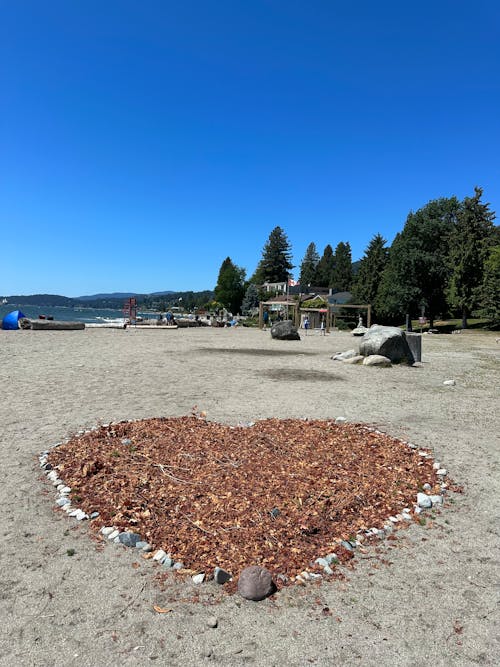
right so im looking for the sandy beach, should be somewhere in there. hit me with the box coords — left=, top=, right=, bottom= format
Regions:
left=0, top=326, right=498, bottom=666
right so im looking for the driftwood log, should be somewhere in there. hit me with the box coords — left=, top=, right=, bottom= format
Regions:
left=30, top=320, right=85, bottom=331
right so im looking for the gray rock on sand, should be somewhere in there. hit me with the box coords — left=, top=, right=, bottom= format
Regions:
left=270, top=320, right=300, bottom=341
left=118, top=531, right=141, bottom=547
left=214, top=567, right=232, bottom=584
left=237, top=566, right=275, bottom=601
left=359, top=325, right=415, bottom=364
left=362, top=354, right=392, bottom=367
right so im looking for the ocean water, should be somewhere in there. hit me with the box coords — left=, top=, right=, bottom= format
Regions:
left=0, top=303, right=156, bottom=324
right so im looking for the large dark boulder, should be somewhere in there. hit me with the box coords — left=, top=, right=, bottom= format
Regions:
left=359, top=325, right=415, bottom=365
left=270, top=320, right=300, bottom=341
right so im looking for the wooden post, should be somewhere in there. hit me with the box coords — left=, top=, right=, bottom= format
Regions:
left=259, top=302, right=264, bottom=329
left=367, top=304, right=372, bottom=327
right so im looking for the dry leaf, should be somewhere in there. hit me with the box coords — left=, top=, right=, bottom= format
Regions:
left=153, top=605, right=172, bottom=614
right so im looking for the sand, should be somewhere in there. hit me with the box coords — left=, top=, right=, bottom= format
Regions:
left=0, top=326, right=498, bottom=666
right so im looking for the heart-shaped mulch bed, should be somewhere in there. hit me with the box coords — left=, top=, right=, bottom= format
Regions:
left=46, top=416, right=446, bottom=580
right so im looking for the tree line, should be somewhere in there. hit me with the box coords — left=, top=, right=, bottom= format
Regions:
left=215, top=187, right=499, bottom=327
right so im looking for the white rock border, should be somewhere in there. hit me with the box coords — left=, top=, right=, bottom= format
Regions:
left=40, top=418, right=451, bottom=588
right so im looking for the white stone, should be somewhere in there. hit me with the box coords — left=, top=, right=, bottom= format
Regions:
left=192, top=573, right=205, bottom=584
left=101, top=526, right=115, bottom=536
left=332, top=349, right=357, bottom=361
left=60, top=486, right=71, bottom=494
left=152, top=549, right=167, bottom=562
left=335, top=416, right=347, bottom=424
left=362, top=354, right=392, bottom=367
left=423, top=483, right=432, bottom=491
left=443, top=379, right=456, bottom=386
left=429, top=495, right=444, bottom=506
left=417, top=492, right=432, bottom=508
left=107, top=529, right=120, bottom=540
left=433, top=462, right=441, bottom=470
left=389, top=516, right=399, bottom=523
left=437, top=468, right=447, bottom=476
left=75, top=510, right=87, bottom=521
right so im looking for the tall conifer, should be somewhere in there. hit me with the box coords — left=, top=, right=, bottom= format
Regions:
left=252, top=226, right=293, bottom=284
left=447, top=187, right=496, bottom=327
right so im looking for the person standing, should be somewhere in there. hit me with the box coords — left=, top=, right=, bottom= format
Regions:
left=304, top=316, right=310, bottom=335
left=263, top=310, right=269, bottom=330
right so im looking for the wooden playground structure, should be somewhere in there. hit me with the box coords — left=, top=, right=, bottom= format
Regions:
left=259, top=299, right=371, bottom=332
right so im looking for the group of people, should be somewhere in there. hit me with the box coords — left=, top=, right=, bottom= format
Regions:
left=157, top=311, right=176, bottom=326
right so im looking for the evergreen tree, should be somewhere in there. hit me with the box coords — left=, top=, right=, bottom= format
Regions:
left=447, top=188, right=497, bottom=327
left=214, top=257, right=246, bottom=314
left=376, top=196, right=460, bottom=326
left=352, top=234, right=389, bottom=316
left=241, top=283, right=259, bottom=315
left=331, top=241, right=353, bottom=292
left=314, top=244, right=335, bottom=287
left=299, top=242, right=320, bottom=288
left=478, top=245, right=500, bottom=324
left=251, top=226, right=293, bottom=284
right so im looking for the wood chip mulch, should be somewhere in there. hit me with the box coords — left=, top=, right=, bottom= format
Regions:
left=48, top=416, right=444, bottom=580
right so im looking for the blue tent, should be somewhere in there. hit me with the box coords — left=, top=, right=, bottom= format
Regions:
left=2, top=310, right=26, bottom=330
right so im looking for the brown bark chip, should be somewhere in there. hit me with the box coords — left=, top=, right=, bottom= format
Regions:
left=47, top=416, right=444, bottom=580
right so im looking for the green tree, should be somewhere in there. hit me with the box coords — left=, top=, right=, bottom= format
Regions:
left=314, top=244, right=335, bottom=287
left=241, top=282, right=259, bottom=315
left=331, top=241, right=353, bottom=292
left=478, top=245, right=500, bottom=324
left=252, top=226, right=293, bottom=284
left=299, top=242, right=320, bottom=288
left=447, top=187, right=496, bottom=328
left=214, top=257, right=246, bottom=314
left=377, top=196, right=460, bottom=326
left=352, top=234, right=389, bottom=316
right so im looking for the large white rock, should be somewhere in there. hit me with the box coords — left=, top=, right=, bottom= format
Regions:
left=359, top=325, right=415, bottom=364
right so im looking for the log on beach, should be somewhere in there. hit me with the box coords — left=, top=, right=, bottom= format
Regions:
left=29, top=320, right=85, bottom=330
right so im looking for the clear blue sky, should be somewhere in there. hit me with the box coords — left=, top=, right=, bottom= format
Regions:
left=1, top=0, right=499, bottom=296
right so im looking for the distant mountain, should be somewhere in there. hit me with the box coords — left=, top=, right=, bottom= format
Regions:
left=6, top=290, right=211, bottom=309
left=78, top=290, right=174, bottom=300
left=6, top=294, right=77, bottom=307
